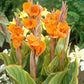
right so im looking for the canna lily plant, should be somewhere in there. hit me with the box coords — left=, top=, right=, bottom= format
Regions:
left=0, top=0, right=79, bottom=84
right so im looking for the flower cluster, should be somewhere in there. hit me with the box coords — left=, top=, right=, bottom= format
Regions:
left=23, top=2, right=42, bottom=30
left=7, top=2, right=46, bottom=57
left=7, top=24, right=24, bottom=48
left=22, top=2, right=46, bottom=56
left=42, top=6, right=70, bottom=38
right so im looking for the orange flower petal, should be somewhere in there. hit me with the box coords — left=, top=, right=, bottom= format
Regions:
left=58, top=32, right=67, bottom=38
left=12, top=34, right=24, bottom=48
left=57, top=21, right=70, bottom=38
left=7, top=24, right=15, bottom=33
left=23, top=2, right=32, bottom=15
left=13, top=26, right=24, bottom=35
left=57, top=21, right=70, bottom=32
left=23, top=19, right=37, bottom=29
left=26, top=34, right=39, bottom=49
left=46, top=13, right=51, bottom=19
left=13, top=40, right=22, bottom=48
left=30, top=5, right=41, bottom=17
left=45, top=24, right=56, bottom=35
left=35, top=41, right=46, bottom=56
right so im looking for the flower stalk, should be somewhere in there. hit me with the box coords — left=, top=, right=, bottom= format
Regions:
left=59, top=29, right=70, bottom=70
left=27, top=0, right=41, bottom=80
left=16, top=47, right=22, bottom=65
left=50, top=37, right=55, bottom=61
left=30, top=50, right=36, bottom=81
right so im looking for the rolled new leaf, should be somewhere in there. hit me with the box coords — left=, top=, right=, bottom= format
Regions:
left=54, top=38, right=65, bottom=56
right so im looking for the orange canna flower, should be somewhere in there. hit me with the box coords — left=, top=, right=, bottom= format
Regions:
left=30, top=5, right=41, bottom=17
left=57, top=21, right=70, bottom=32
left=11, top=30, right=24, bottom=48
left=13, top=26, right=24, bottom=35
left=11, top=33, right=24, bottom=41
left=7, top=24, right=23, bottom=35
left=42, top=10, right=70, bottom=38
left=12, top=36, right=24, bottom=48
left=7, top=24, right=24, bottom=48
left=42, top=13, right=57, bottom=25
left=26, top=34, right=40, bottom=49
left=26, top=34, right=46, bottom=56
left=57, top=21, right=70, bottom=38
left=23, top=18, right=37, bottom=30
left=45, top=24, right=56, bottom=35
left=23, top=2, right=41, bottom=17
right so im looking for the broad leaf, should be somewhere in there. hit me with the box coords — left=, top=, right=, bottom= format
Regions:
left=36, top=78, right=42, bottom=84
left=0, top=25, right=10, bottom=43
left=0, top=53, right=11, bottom=65
left=43, top=69, right=68, bottom=84
left=6, top=65, right=36, bottom=84
left=43, top=73, right=56, bottom=84
left=43, top=38, right=50, bottom=66
left=62, top=60, right=78, bottom=84
left=0, top=13, right=9, bottom=25
left=0, top=13, right=10, bottom=43
left=21, top=41, right=31, bottom=68
left=55, top=38, right=65, bottom=56
left=10, top=42, right=18, bottom=64
left=41, top=56, right=60, bottom=75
